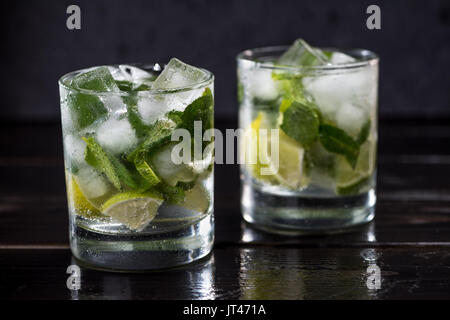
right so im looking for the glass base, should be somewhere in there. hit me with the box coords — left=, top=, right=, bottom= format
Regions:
left=70, top=213, right=214, bottom=272
left=241, top=183, right=376, bottom=235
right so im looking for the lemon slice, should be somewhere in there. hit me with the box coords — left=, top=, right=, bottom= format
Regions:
left=66, top=174, right=102, bottom=218
left=336, top=137, right=376, bottom=195
left=101, top=191, right=163, bottom=231
left=242, top=112, right=308, bottom=189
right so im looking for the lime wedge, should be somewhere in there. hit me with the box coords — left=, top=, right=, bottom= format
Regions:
left=135, top=157, right=160, bottom=186
left=180, top=181, right=211, bottom=214
left=101, top=191, right=163, bottom=231
left=66, top=174, right=103, bottom=218
left=151, top=142, right=213, bottom=187
left=335, top=137, right=375, bottom=195
left=242, top=112, right=308, bottom=189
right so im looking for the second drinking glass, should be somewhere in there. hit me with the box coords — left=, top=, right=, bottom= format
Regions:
left=238, top=39, right=379, bottom=234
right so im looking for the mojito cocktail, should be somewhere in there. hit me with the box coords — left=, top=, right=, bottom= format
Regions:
left=238, top=39, right=378, bottom=233
left=59, top=59, right=214, bottom=270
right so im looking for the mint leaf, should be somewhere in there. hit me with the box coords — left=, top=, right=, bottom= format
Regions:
left=67, top=67, right=118, bottom=130
left=83, top=137, right=122, bottom=190
left=67, top=93, right=108, bottom=129
left=180, top=88, right=214, bottom=134
left=127, top=104, right=151, bottom=139
left=166, top=110, right=183, bottom=125
left=318, top=124, right=359, bottom=168
left=83, top=136, right=152, bottom=192
left=356, top=119, right=371, bottom=146
left=156, top=180, right=196, bottom=205
left=127, top=119, right=178, bottom=163
left=252, top=97, right=280, bottom=113
left=280, top=102, right=320, bottom=147
left=109, top=156, right=151, bottom=192
left=114, top=80, right=153, bottom=138
left=272, top=72, right=311, bottom=106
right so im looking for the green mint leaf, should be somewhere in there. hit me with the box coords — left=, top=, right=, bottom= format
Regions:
left=272, top=72, right=310, bottom=105
left=115, top=80, right=153, bottom=138
left=127, top=119, right=178, bottom=163
left=318, top=124, right=359, bottom=168
left=166, top=110, right=183, bottom=125
left=67, top=67, right=118, bottom=129
left=127, top=104, right=151, bottom=139
left=280, top=102, right=320, bottom=147
left=180, top=88, right=214, bottom=134
left=83, top=137, right=122, bottom=190
left=356, top=119, right=371, bottom=146
left=156, top=180, right=196, bottom=205
left=252, top=96, right=280, bottom=113
left=109, top=156, right=151, bottom=191
left=115, top=80, right=134, bottom=92
left=67, top=93, right=108, bottom=129
left=83, top=136, right=152, bottom=192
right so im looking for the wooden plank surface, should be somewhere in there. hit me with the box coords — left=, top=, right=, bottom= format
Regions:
left=0, top=120, right=449, bottom=299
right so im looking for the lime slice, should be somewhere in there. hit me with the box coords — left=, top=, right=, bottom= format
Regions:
left=180, top=181, right=211, bottom=214
left=335, top=137, right=375, bottom=195
left=135, top=157, right=160, bottom=186
left=274, top=130, right=308, bottom=188
left=73, top=166, right=115, bottom=209
left=101, top=191, right=163, bottom=231
left=66, top=174, right=103, bottom=218
left=242, top=112, right=308, bottom=189
left=151, top=142, right=213, bottom=187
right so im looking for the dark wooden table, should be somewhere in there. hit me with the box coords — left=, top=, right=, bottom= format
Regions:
left=1, top=119, right=450, bottom=300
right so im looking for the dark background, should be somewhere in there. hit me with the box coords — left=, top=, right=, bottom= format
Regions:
left=0, top=0, right=449, bottom=122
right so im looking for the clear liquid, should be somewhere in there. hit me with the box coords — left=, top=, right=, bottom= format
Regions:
left=241, top=175, right=375, bottom=235
left=70, top=210, right=214, bottom=271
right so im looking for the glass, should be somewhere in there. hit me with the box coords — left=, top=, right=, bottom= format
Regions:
left=237, top=46, right=378, bottom=234
left=59, top=63, right=214, bottom=271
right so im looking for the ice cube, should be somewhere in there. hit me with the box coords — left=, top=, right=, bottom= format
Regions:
left=101, top=95, right=127, bottom=115
left=152, top=58, right=209, bottom=90
left=119, top=65, right=153, bottom=82
left=303, top=67, right=376, bottom=121
left=246, top=67, right=279, bottom=101
left=303, top=75, right=343, bottom=119
left=96, top=117, right=138, bottom=154
left=109, top=65, right=154, bottom=88
left=330, top=52, right=356, bottom=65
left=137, top=95, right=171, bottom=125
left=278, top=38, right=329, bottom=66
left=336, top=103, right=368, bottom=135
left=71, top=66, right=119, bottom=92
left=64, top=134, right=86, bottom=166
left=75, top=166, right=110, bottom=199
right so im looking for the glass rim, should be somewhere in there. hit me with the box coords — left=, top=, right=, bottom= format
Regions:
left=58, top=63, right=215, bottom=97
left=236, top=45, right=379, bottom=71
